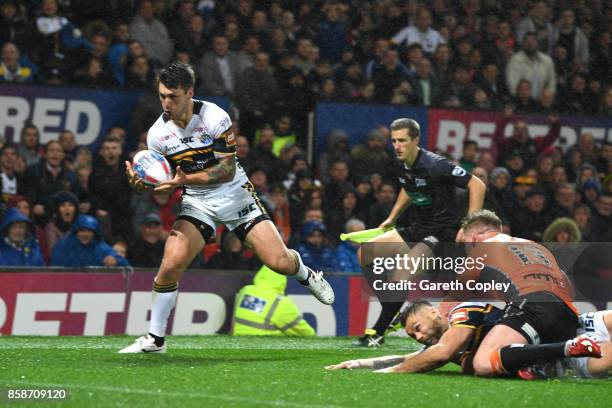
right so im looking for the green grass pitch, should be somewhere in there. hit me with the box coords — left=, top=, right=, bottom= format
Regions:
left=1, top=336, right=610, bottom=407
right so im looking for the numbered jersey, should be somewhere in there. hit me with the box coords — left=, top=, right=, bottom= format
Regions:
left=464, top=234, right=576, bottom=311
left=147, top=99, right=248, bottom=198
left=396, top=148, right=472, bottom=231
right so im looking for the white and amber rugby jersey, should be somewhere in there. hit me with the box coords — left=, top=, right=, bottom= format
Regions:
left=147, top=99, right=247, bottom=197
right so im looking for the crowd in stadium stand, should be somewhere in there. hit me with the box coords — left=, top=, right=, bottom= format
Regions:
left=0, top=0, right=610, bottom=270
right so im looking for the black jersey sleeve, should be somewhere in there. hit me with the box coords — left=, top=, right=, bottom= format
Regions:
left=431, top=158, right=472, bottom=188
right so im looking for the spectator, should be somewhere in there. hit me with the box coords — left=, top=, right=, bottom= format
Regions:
left=573, top=204, right=592, bottom=241
left=51, top=214, right=128, bottom=267
left=131, top=189, right=180, bottom=235
left=207, top=231, right=258, bottom=270
left=124, top=55, right=154, bottom=90
left=506, top=32, right=556, bottom=100
left=335, top=218, right=365, bottom=273
left=459, top=140, right=478, bottom=172
left=0, top=42, right=36, bottom=83
left=0, top=0, right=31, bottom=54
left=16, top=124, right=43, bottom=167
left=365, top=38, right=390, bottom=80
left=235, top=52, right=279, bottom=139
left=565, top=132, right=599, bottom=166
left=265, top=184, right=291, bottom=244
left=477, top=150, right=496, bottom=174
left=542, top=217, right=582, bottom=243
left=44, top=191, right=79, bottom=255
left=236, top=35, right=261, bottom=70
left=516, top=1, right=553, bottom=48
left=549, top=182, right=576, bottom=220
left=296, top=221, right=338, bottom=272
left=58, top=130, right=79, bottom=164
left=492, top=106, right=560, bottom=168
left=512, top=79, right=539, bottom=112
left=250, top=126, right=282, bottom=182
left=412, top=57, right=442, bottom=107
left=108, top=21, right=131, bottom=87
left=0, top=208, right=45, bottom=266
left=35, top=0, right=92, bottom=80
left=317, top=130, right=351, bottom=185
left=294, top=37, right=315, bottom=76
left=130, top=0, right=174, bottom=66
left=366, top=181, right=397, bottom=228
left=431, top=43, right=453, bottom=82
left=439, top=64, right=475, bottom=108
left=476, top=62, right=508, bottom=106
left=20, top=140, right=77, bottom=222
left=556, top=73, right=597, bottom=113
left=511, top=187, right=551, bottom=241
left=350, top=129, right=392, bottom=179
left=127, top=213, right=165, bottom=267
left=316, top=2, right=349, bottom=63
left=548, top=9, right=589, bottom=65
left=88, top=135, right=133, bottom=240
left=489, top=166, right=513, bottom=223
left=197, top=34, right=242, bottom=98
left=326, top=188, right=364, bottom=242
left=0, top=144, right=21, bottom=208
left=589, top=193, right=612, bottom=241
left=391, top=7, right=445, bottom=55
left=371, top=49, right=410, bottom=103
left=72, top=32, right=116, bottom=88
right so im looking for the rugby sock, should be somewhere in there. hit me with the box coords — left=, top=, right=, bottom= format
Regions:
left=372, top=302, right=404, bottom=335
left=289, top=249, right=310, bottom=282
left=149, top=281, right=179, bottom=345
left=498, top=343, right=567, bottom=374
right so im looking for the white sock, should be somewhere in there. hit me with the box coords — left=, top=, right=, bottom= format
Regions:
left=289, top=249, right=310, bottom=281
left=149, top=283, right=178, bottom=338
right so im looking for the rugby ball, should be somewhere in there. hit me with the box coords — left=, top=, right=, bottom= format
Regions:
left=132, top=150, right=173, bottom=187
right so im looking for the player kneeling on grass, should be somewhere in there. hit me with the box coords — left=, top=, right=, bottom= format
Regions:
left=231, top=265, right=315, bottom=336
left=326, top=300, right=603, bottom=375
left=119, top=62, right=334, bottom=354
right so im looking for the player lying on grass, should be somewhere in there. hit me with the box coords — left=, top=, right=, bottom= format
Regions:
left=326, top=300, right=604, bottom=376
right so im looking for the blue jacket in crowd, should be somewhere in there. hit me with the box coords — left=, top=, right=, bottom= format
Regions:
left=335, top=241, right=361, bottom=273
left=0, top=208, right=45, bottom=266
left=296, top=221, right=339, bottom=272
left=51, top=215, right=129, bottom=267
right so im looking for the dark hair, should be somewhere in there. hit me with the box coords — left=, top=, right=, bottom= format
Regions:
left=460, top=209, right=503, bottom=231
left=399, top=300, right=433, bottom=327
left=157, top=62, right=195, bottom=91
left=463, top=140, right=478, bottom=149
left=390, top=118, right=420, bottom=139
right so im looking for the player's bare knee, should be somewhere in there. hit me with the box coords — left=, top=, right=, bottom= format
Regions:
left=263, top=250, right=293, bottom=275
left=471, top=354, right=494, bottom=377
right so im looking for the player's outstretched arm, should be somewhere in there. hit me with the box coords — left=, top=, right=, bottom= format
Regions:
left=466, top=175, right=486, bottom=215
left=375, top=326, right=473, bottom=373
left=325, top=353, right=418, bottom=370
left=125, top=161, right=153, bottom=193
left=379, top=188, right=412, bottom=229
left=154, top=156, right=236, bottom=192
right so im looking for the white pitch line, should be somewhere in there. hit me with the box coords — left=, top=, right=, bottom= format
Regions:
left=9, top=380, right=345, bottom=408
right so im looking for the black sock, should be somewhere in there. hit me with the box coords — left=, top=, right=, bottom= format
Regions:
left=499, top=342, right=566, bottom=374
left=372, top=302, right=404, bottom=335
left=148, top=332, right=165, bottom=347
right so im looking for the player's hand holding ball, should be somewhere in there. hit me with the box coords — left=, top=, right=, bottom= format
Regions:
left=127, top=150, right=174, bottom=193
left=154, top=167, right=187, bottom=193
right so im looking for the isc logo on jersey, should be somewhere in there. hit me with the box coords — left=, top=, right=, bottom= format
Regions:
left=133, top=150, right=173, bottom=187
